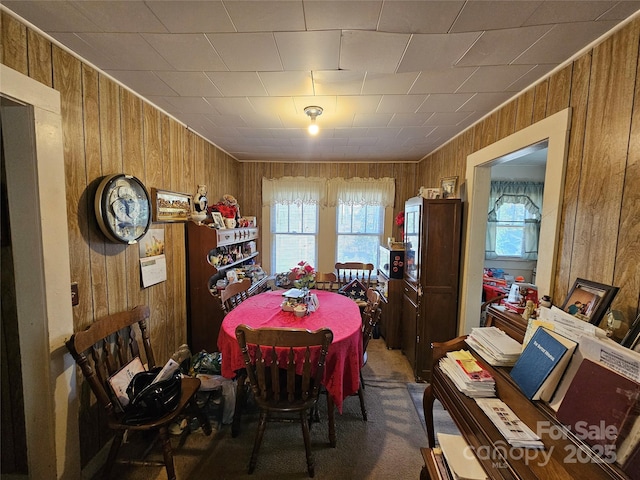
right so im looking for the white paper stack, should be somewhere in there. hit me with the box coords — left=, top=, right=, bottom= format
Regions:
left=466, top=327, right=522, bottom=367
left=439, top=350, right=496, bottom=398
left=475, top=398, right=544, bottom=449
left=437, top=433, right=488, bottom=480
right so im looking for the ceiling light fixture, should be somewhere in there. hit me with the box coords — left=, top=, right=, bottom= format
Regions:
left=304, top=106, right=323, bottom=135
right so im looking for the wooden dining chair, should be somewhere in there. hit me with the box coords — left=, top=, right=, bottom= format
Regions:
left=220, top=277, right=252, bottom=314
left=65, top=305, right=211, bottom=480
left=235, top=325, right=334, bottom=477
left=335, top=262, right=375, bottom=289
left=314, top=272, right=338, bottom=291
left=355, top=288, right=382, bottom=421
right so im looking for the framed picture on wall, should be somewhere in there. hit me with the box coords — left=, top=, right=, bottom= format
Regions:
left=440, top=176, right=458, bottom=198
left=560, top=278, right=619, bottom=325
left=151, top=188, right=192, bottom=222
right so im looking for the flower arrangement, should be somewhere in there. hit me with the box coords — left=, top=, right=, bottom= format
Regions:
left=395, top=210, right=405, bottom=239
left=209, top=193, right=240, bottom=219
left=290, top=261, right=316, bottom=289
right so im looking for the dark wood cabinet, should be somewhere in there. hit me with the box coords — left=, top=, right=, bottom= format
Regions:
left=186, top=222, right=266, bottom=353
left=402, top=197, right=462, bottom=381
left=377, top=269, right=403, bottom=349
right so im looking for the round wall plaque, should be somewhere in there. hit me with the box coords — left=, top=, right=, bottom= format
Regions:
left=94, top=173, right=152, bottom=244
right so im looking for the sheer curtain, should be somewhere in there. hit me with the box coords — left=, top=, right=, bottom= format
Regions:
left=326, top=177, right=395, bottom=206
left=486, top=181, right=544, bottom=260
left=262, top=177, right=325, bottom=206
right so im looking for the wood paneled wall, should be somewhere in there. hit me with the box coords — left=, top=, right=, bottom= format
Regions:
left=1, top=11, right=239, bottom=465
left=417, top=17, right=640, bottom=326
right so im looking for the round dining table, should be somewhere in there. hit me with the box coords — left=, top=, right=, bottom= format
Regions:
left=217, top=289, right=363, bottom=414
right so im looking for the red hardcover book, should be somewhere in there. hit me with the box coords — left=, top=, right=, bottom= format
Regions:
left=556, top=359, right=640, bottom=453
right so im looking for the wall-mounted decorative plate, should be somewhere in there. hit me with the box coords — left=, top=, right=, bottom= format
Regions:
left=95, top=173, right=152, bottom=244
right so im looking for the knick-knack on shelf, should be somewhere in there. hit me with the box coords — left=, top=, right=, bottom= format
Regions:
left=195, top=185, right=208, bottom=213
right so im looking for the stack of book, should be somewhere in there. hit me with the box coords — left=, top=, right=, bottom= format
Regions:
left=475, top=398, right=544, bottom=449
left=465, top=327, right=522, bottom=367
left=439, top=350, right=496, bottom=398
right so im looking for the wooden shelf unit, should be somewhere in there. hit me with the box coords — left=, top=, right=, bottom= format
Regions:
left=421, top=305, right=629, bottom=480
left=186, top=222, right=267, bottom=353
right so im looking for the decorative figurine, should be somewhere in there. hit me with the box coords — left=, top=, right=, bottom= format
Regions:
left=194, top=185, right=208, bottom=213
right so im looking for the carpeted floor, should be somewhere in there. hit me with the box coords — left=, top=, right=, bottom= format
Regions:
left=94, top=339, right=458, bottom=480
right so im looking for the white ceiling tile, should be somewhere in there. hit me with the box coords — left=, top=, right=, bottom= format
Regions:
left=78, top=33, right=174, bottom=70
left=388, top=113, right=432, bottom=127
left=145, top=96, right=183, bottom=115
left=524, top=1, right=616, bottom=25
left=146, top=1, right=234, bottom=33
left=352, top=113, right=393, bottom=127
left=70, top=1, right=167, bottom=33
left=3, top=1, right=100, bottom=32
left=205, top=72, right=267, bottom=96
left=456, top=25, right=553, bottom=67
left=334, top=128, right=369, bottom=139
left=304, top=1, right=382, bottom=30
left=203, top=114, right=248, bottom=128
left=409, top=68, right=477, bottom=94
left=207, top=33, right=282, bottom=71
left=238, top=111, right=284, bottom=128
left=513, top=21, right=619, bottom=64
left=365, top=127, right=402, bottom=138
left=248, top=97, right=297, bottom=116
left=313, top=71, right=366, bottom=96
left=155, top=72, right=221, bottom=96
left=336, top=96, right=382, bottom=115
left=259, top=71, right=314, bottom=96
left=456, top=65, right=535, bottom=93
left=398, top=32, right=481, bottom=72
left=204, top=97, right=256, bottom=116
left=340, top=31, right=410, bottom=73
left=506, top=64, right=555, bottom=92
left=598, top=1, right=640, bottom=20
left=51, top=32, right=122, bottom=70
left=418, top=93, right=475, bottom=113
left=450, top=1, right=543, bottom=33
left=362, top=72, right=420, bottom=95
left=274, top=31, right=341, bottom=71
left=377, top=95, right=428, bottom=113
left=456, top=92, right=513, bottom=112
left=224, top=1, right=305, bottom=32
left=164, top=97, right=215, bottom=114
left=105, top=70, right=177, bottom=96
left=425, top=111, right=476, bottom=126
left=142, top=34, right=226, bottom=71
left=378, top=1, right=464, bottom=33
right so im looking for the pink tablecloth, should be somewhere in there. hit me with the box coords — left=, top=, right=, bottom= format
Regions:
left=217, top=289, right=363, bottom=412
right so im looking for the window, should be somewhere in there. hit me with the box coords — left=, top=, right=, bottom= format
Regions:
left=271, top=202, right=318, bottom=273
left=485, top=181, right=544, bottom=261
left=336, top=203, right=383, bottom=266
left=263, top=176, right=395, bottom=274
left=493, top=201, right=527, bottom=257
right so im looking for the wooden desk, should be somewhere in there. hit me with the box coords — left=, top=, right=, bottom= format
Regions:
left=421, top=306, right=629, bottom=480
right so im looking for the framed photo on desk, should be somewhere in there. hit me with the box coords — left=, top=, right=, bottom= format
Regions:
left=560, top=278, right=619, bottom=325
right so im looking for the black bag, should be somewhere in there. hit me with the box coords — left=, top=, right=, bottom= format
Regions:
left=122, top=367, right=182, bottom=425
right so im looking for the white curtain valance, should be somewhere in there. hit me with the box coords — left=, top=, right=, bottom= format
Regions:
left=326, top=177, right=395, bottom=207
left=262, top=177, right=326, bottom=206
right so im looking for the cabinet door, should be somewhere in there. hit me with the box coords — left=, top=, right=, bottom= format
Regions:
left=401, top=282, right=418, bottom=374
